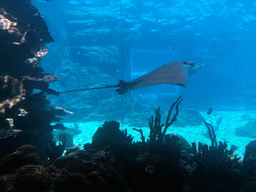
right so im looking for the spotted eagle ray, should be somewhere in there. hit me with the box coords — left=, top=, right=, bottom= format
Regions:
left=58, top=61, right=204, bottom=95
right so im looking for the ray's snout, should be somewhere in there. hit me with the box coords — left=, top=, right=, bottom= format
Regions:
left=186, top=62, right=204, bottom=76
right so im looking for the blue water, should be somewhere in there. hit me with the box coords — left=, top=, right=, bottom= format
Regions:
left=32, top=0, right=256, bottom=156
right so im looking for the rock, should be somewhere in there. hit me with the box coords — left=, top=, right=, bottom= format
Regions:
left=12, top=165, right=53, bottom=192
left=0, top=145, right=53, bottom=192
left=244, top=140, right=256, bottom=162
left=91, top=121, right=133, bottom=150
left=0, top=145, right=41, bottom=175
left=173, top=108, right=205, bottom=127
left=164, top=133, right=192, bottom=152
left=49, top=149, right=116, bottom=191
left=235, top=121, right=256, bottom=139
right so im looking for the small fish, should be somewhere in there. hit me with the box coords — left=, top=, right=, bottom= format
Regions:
left=116, top=61, right=204, bottom=95
left=207, top=107, right=213, bottom=115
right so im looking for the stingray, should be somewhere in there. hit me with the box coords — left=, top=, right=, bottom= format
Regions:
left=58, top=61, right=204, bottom=95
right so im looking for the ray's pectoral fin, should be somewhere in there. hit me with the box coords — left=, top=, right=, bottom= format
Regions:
left=115, top=61, right=203, bottom=95
left=115, top=61, right=188, bottom=95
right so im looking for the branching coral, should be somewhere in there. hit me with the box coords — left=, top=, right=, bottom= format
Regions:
left=134, top=96, right=183, bottom=146
left=192, top=121, right=240, bottom=163
left=188, top=121, right=247, bottom=192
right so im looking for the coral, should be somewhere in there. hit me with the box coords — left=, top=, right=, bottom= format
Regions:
left=0, top=76, right=25, bottom=113
left=12, top=165, right=53, bottom=192
left=49, top=149, right=117, bottom=191
left=0, top=76, right=26, bottom=139
left=132, top=128, right=145, bottom=143
left=86, top=98, right=191, bottom=190
left=2, top=114, right=256, bottom=191
left=0, top=145, right=42, bottom=175
left=187, top=122, right=248, bottom=192
left=90, top=121, right=134, bottom=150
left=137, top=96, right=183, bottom=146
left=0, top=145, right=53, bottom=192
left=0, top=0, right=70, bottom=163
left=0, top=0, right=54, bottom=44
left=241, top=141, right=256, bottom=191
left=244, top=140, right=256, bottom=162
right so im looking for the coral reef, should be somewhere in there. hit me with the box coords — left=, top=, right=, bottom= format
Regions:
left=244, top=140, right=256, bottom=162
left=52, top=98, right=192, bottom=191
left=0, top=145, right=53, bottom=192
left=1, top=100, right=256, bottom=191
left=90, top=121, right=134, bottom=150
left=186, top=121, right=250, bottom=192
left=0, top=0, right=69, bottom=161
left=241, top=141, right=256, bottom=191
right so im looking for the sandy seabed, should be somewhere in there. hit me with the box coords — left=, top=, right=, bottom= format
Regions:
left=61, top=111, right=256, bottom=159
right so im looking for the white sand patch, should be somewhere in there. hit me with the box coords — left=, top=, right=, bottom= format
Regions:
left=62, top=111, right=256, bottom=158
